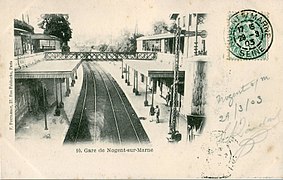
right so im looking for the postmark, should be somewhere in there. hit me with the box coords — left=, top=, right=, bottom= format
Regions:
left=228, top=10, right=273, bottom=60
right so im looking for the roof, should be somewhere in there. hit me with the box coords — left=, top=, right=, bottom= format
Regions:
left=137, top=33, right=175, bottom=41
left=31, top=34, right=61, bottom=40
left=15, top=60, right=81, bottom=79
left=14, top=19, right=34, bottom=33
left=124, top=59, right=185, bottom=78
left=137, top=32, right=185, bottom=41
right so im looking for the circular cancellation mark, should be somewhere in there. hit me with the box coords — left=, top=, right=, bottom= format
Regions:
left=228, top=9, right=273, bottom=60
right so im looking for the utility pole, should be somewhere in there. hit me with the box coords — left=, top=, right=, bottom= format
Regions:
left=167, top=13, right=182, bottom=142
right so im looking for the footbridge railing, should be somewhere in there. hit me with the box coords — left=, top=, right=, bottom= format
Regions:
left=44, top=52, right=157, bottom=61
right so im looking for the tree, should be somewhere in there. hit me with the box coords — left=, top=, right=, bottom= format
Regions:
left=96, top=30, right=143, bottom=53
left=38, top=14, right=72, bottom=46
left=116, top=30, right=143, bottom=53
left=127, top=33, right=144, bottom=53
left=152, top=21, right=168, bottom=34
left=98, top=43, right=109, bottom=52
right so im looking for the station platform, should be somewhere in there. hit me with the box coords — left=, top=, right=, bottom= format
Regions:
left=15, top=60, right=189, bottom=145
left=99, top=61, right=189, bottom=145
left=15, top=64, right=83, bottom=144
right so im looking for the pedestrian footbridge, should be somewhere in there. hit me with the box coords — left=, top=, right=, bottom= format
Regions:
left=44, top=51, right=157, bottom=61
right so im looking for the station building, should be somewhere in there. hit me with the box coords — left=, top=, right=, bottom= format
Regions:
left=123, top=13, right=208, bottom=139
left=14, top=18, right=81, bottom=131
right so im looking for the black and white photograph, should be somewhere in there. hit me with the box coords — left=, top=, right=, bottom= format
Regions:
left=1, top=0, right=283, bottom=179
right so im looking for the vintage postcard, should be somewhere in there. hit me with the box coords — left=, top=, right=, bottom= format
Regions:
left=1, top=0, right=282, bottom=179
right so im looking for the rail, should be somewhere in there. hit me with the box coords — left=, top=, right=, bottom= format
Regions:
left=44, top=51, right=157, bottom=60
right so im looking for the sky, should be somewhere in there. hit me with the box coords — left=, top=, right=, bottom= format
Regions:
left=15, top=0, right=188, bottom=46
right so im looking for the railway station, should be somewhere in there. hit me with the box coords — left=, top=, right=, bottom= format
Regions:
left=14, top=12, right=209, bottom=144
left=6, top=1, right=283, bottom=179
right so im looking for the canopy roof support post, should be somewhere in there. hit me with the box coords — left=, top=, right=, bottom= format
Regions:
left=135, top=71, right=140, bottom=95
left=41, top=81, right=48, bottom=130
left=59, top=78, right=64, bottom=108
left=127, top=66, right=130, bottom=86
left=54, top=78, right=60, bottom=116
left=121, top=60, right=124, bottom=79
left=125, top=64, right=128, bottom=83
left=65, top=78, right=70, bottom=97
left=133, top=70, right=136, bottom=93
left=144, top=76, right=148, bottom=106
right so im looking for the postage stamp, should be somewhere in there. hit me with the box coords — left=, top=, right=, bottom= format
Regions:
left=228, top=9, right=273, bottom=60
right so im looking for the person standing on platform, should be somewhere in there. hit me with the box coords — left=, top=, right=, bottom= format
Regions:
left=149, top=105, right=155, bottom=122
left=165, top=91, right=170, bottom=106
left=155, top=105, right=160, bottom=123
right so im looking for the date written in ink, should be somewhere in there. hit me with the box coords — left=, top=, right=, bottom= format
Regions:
left=219, top=95, right=262, bottom=122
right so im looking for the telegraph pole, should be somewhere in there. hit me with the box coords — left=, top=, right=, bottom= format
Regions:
left=168, top=13, right=182, bottom=142
left=166, top=13, right=208, bottom=142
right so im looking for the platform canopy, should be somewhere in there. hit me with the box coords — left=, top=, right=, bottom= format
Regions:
left=15, top=60, right=81, bottom=79
left=136, top=32, right=184, bottom=41
left=124, top=59, right=185, bottom=78
left=31, top=33, right=60, bottom=41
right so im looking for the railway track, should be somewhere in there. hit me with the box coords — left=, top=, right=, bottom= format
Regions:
left=91, top=62, right=149, bottom=144
left=64, top=61, right=149, bottom=144
left=64, top=64, right=92, bottom=143
left=89, top=63, right=122, bottom=144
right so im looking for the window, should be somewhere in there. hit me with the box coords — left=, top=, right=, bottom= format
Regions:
left=142, top=39, right=161, bottom=52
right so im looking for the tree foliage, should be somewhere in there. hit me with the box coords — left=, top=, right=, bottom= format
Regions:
left=38, top=14, right=72, bottom=44
left=98, top=43, right=109, bottom=52
left=96, top=31, right=143, bottom=53
left=153, top=21, right=168, bottom=34
left=115, top=31, right=143, bottom=53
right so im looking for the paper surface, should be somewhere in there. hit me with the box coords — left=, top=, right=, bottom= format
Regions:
left=1, top=0, right=283, bottom=179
